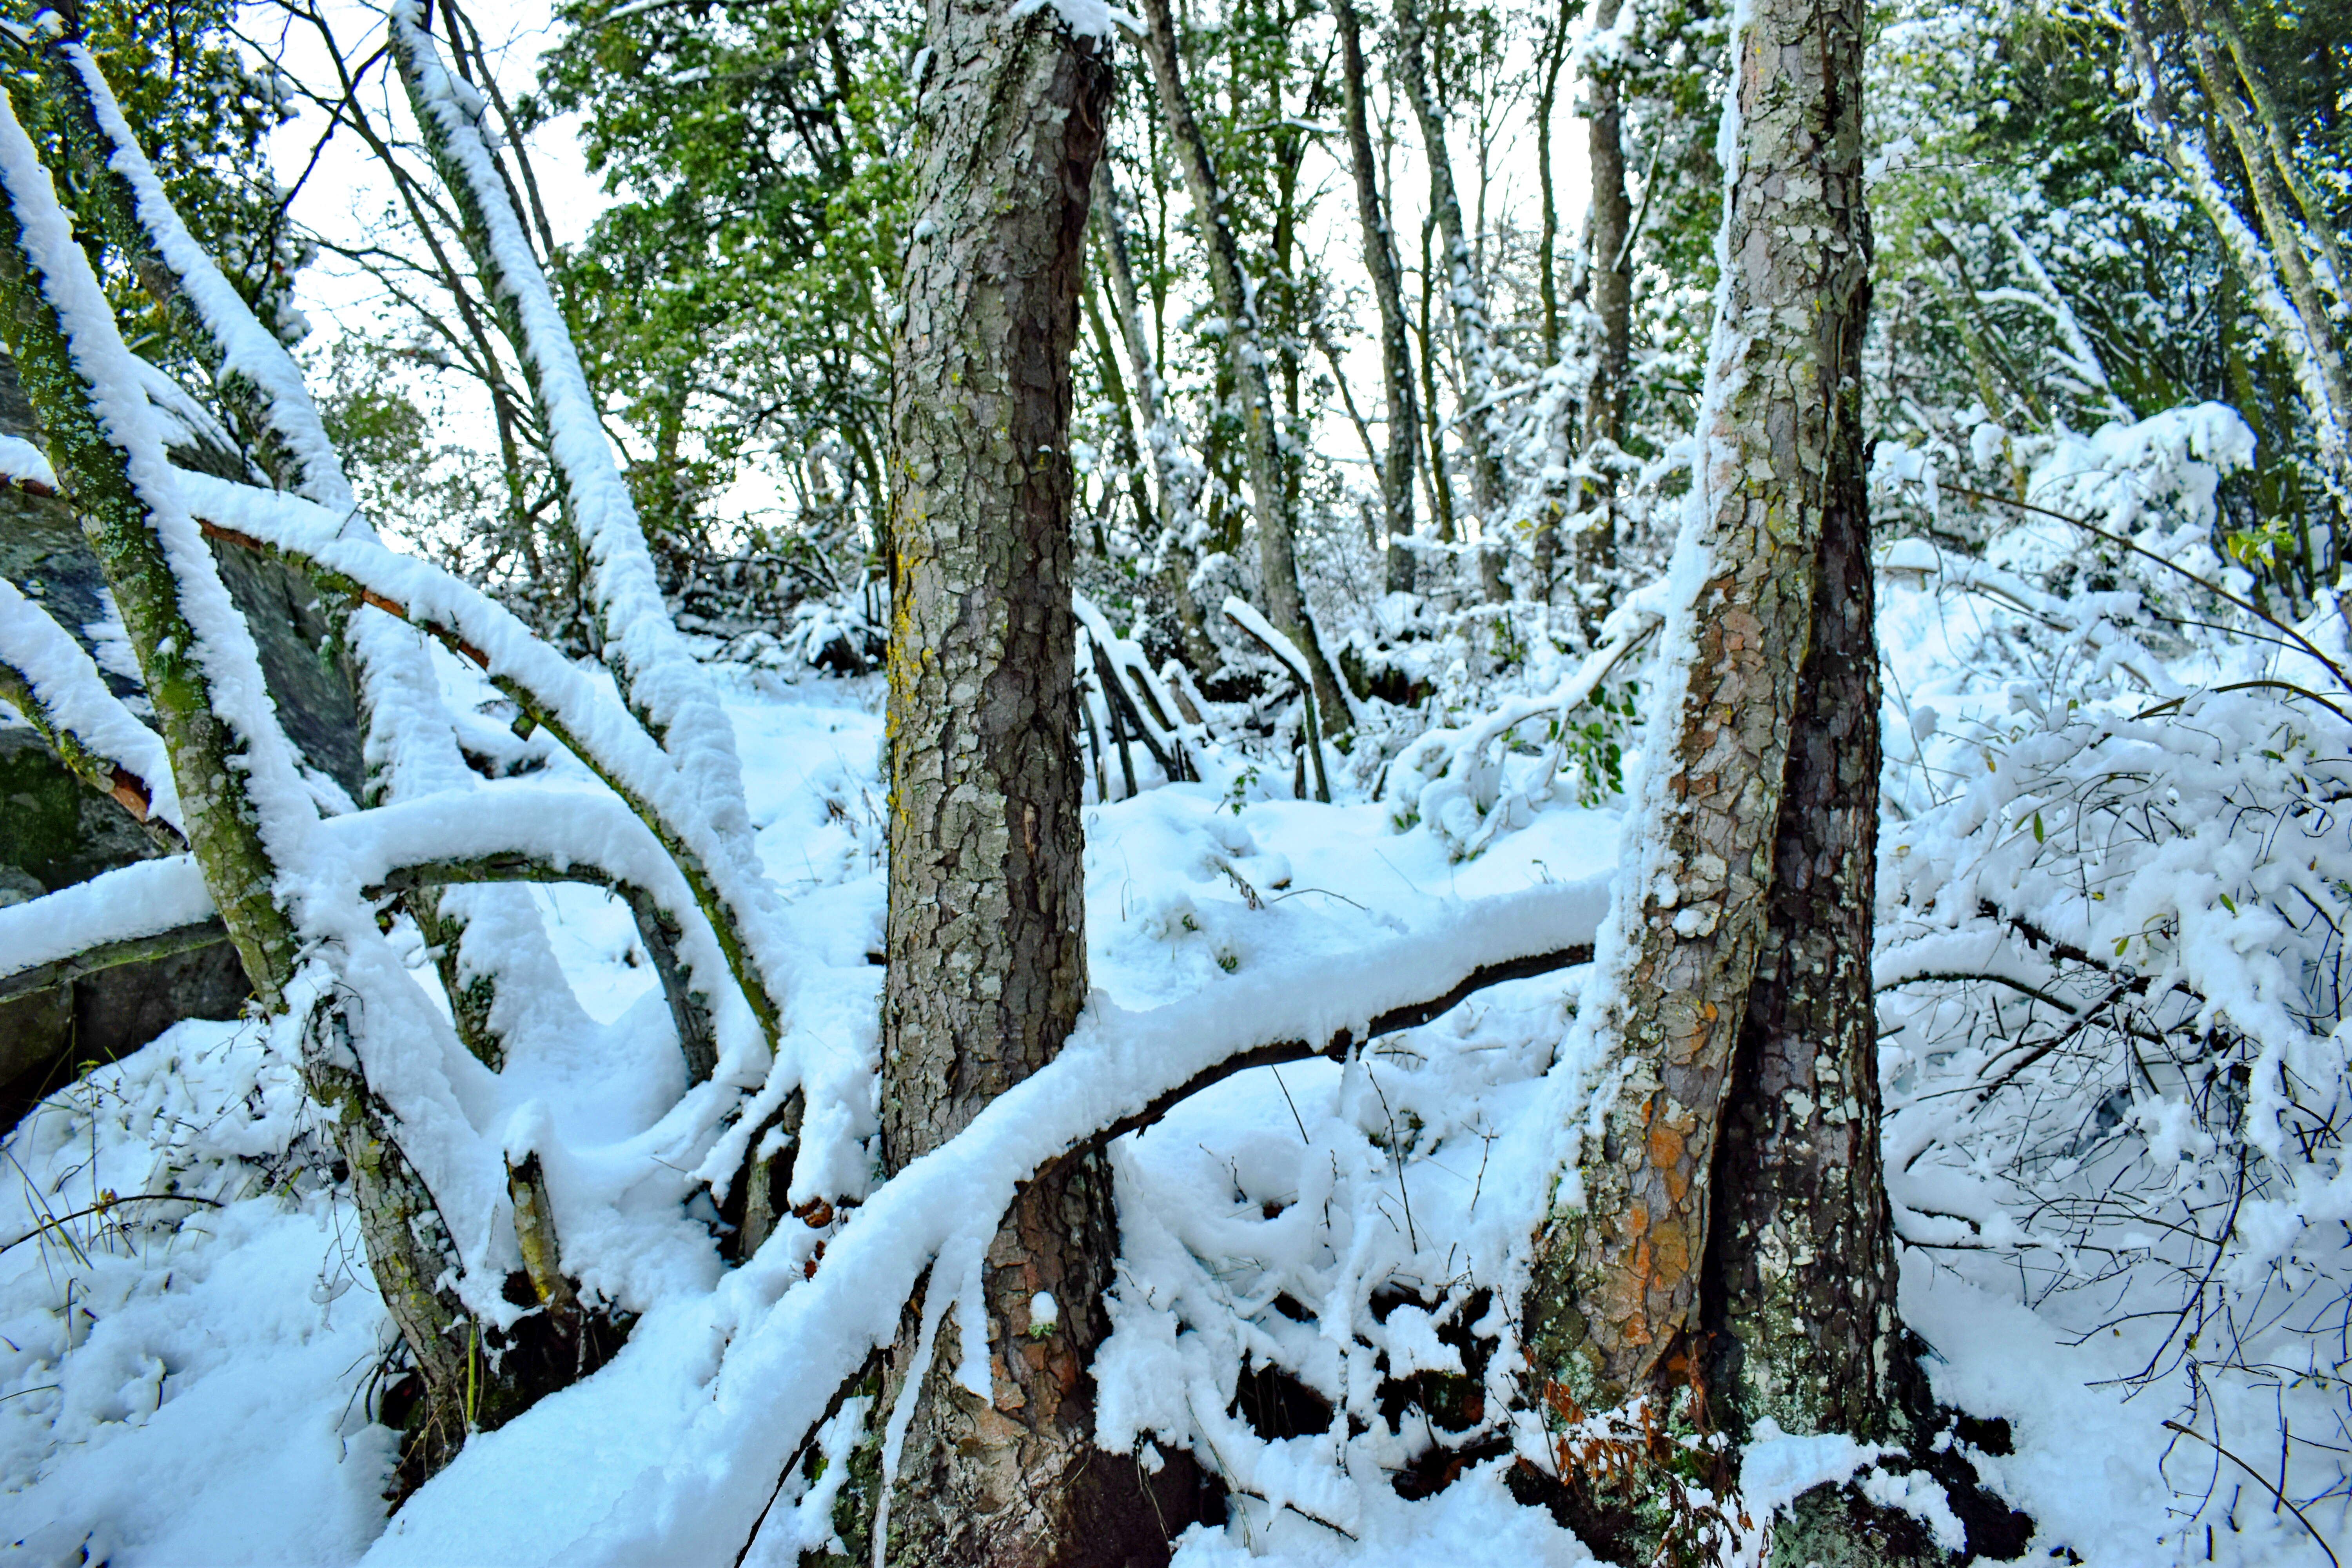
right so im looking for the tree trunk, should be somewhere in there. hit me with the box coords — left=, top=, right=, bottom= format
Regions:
left=0, top=90, right=503, bottom=1487
left=1573, top=0, right=1633, bottom=641
left=1521, top=0, right=1873, bottom=1424
left=1393, top=0, right=1507, bottom=552
left=1528, top=0, right=1573, bottom=599
left=868, top=5, right=1186, bottom=1562
left=1700, top=255, right=1898, bottom=1434
left=1093, top=181, right=1220, bottom=673
left=2177, top=0, right=2352, bottom=497
left=1697, top=333, right=1932, bottom=1563
left=1134, top=0, right=1351, bottom=724
left=2120, top=0, right=2352, bottom=504
left=1336, top=0, right=1420, bottom=597
left=1416, top=216, right=1458, bottom=549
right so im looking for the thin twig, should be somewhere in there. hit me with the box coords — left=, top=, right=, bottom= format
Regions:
left=2163, top=1420, right=2343, bottom=1567
left=0, top=1193, right=225, bottom=1258
left=1940, top=483, right=2352, bottom=695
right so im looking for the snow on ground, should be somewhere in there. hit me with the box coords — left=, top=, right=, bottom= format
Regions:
left=0, top=657, right=2335, bottom=1566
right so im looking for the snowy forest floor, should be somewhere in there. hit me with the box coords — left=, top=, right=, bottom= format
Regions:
left=0, top=648, right=2336, bottom=1567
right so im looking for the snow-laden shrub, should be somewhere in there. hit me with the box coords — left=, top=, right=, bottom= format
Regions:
left=1874, top=402, right=2352, bottom=1530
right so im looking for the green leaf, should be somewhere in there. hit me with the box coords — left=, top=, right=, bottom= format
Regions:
left=2032, top=811, right=2044, bottom=843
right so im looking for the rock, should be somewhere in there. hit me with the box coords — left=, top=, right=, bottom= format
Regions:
left=0, top=351, right=362, bottom=1129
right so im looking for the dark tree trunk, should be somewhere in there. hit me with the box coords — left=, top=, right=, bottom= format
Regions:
left=1528, top=0, right=1573, bottom=598
left=866, top=5, right=1186, bottom=1563
left=1336, top=0, right=1419, bottom=596
left=1392, top=0, right=1505, bottom=539
left=1573, top=0, right=1633, bottom=641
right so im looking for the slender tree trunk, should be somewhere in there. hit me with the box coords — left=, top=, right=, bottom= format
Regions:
left=1393, top=0, right=1508, bottom=593
left=2120, top=0, right=2352, bottom=503
left=1520, top=0, right=1877, bottom=1440
left=1417, top=216, right=1459, bottom=547
left=1536, top=0, right=1571, bottom=365
left=1082, top=283, right=1163, bottom=551
left=1336, top=0, right=1420, bottom=596
left=1529, top=0, right=1573, bottom=599
left=868, top=6, right=1185, bottom=1562
left=1094, top=180, right=1220, bottom=672
left=1136, top=0, right=1351, bottom=724
left=2177, top=0, right=2352, bottom=483
left=1573, top=0, right=1633, bottom=641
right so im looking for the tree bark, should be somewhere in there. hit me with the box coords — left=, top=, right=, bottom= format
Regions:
left=1700, top=254, right=1906, bottom=1449
left=1336, top=0, right=1420, bottom=597
left=0, top=92, right=506, bottom=1487
left=1134, top=0, right=1351, bottom=722
left=869, top=5, right=1183, bottom=1562
left=1520, top=0, right=1873, bottom=1423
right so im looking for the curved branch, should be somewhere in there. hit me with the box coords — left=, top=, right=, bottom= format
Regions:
left=1092, top=942, right=1594, bottom=1146
left=375, top=853, right=715, bottom=1081
left=139, top=468, right=788, bottom=1040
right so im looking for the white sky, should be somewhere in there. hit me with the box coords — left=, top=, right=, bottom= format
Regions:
left=245, top=0, right=601, bottom=342
left=237, top=2, right=1597, bottom=527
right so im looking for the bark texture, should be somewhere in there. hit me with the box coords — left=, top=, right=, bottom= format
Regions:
left=1336, top=0, right=1420, bottom=595
left=0, top=129, right=297, bottom=1013
left=1134, top=0, right=1350, bottom=723
left=873, top=5, right=1180, bottom=1562
left=1522, top=0, right=1873, bottom=1413
left=1700, top=249, right=1903, bottom=1444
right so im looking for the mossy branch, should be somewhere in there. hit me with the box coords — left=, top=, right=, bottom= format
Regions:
left=0, top=96, right=299, bottom=1007
left=0, top=915, right=226, bottom=1004
left=375, top=854, right=717, bottom=1083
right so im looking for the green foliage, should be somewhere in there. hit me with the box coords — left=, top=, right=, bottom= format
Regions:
left=4, top=0, right=302, bottom=367
left=1562, top=678, right=1637, bottom=807
left=537, top=0, right=920, bottom=585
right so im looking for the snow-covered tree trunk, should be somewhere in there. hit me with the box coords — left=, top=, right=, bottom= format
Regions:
left=1700, top=303, right=1904, bottom=1443
left=1521, top=0, right=1875, bottom=1423
left=0, top=324, right=296, bottom=1005
left=1134, top=0, right=1351, bottom=725
left=2120, top=0, right=2352, bottom=506
left=867, top=5, right=1185, bottom=1561
left=1336, top=0, right=1421, bottom=597
left=0, top=91, right=511, bottom=1481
